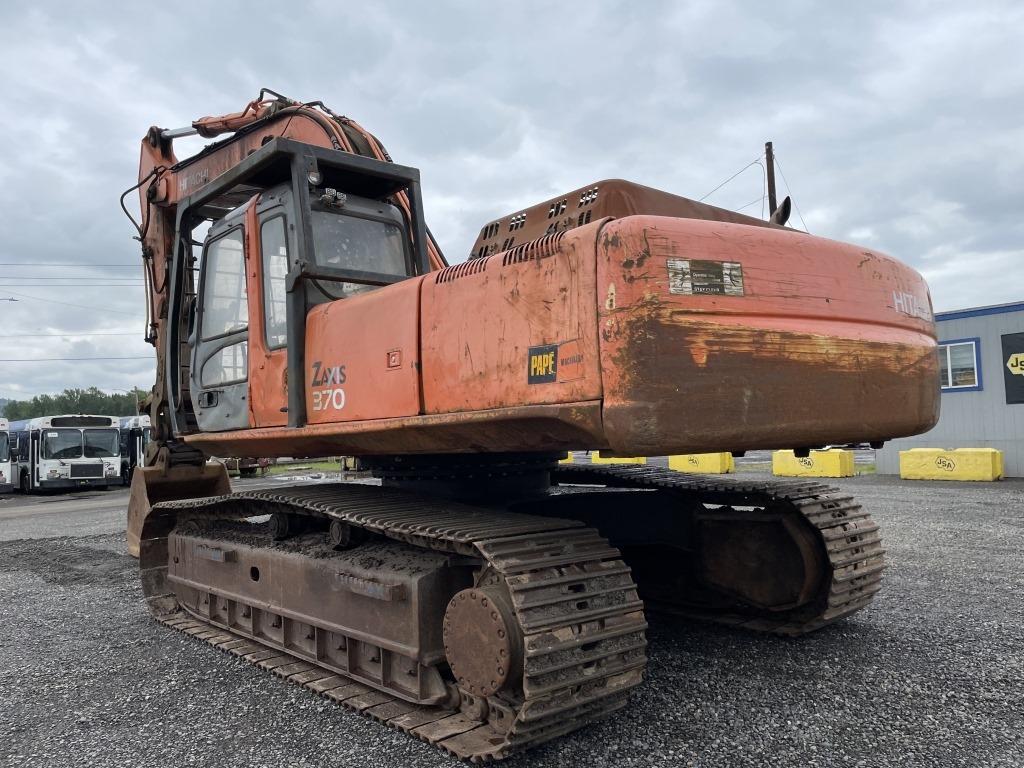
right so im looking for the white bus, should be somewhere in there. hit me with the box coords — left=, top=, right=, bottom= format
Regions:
left=9, top=415, right=121, bottom=491
left=118, top=414, right=152, bottom=485
left=0, top=418, right=12, bottom=493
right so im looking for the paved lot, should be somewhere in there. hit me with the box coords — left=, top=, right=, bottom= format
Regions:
left=1, top=473, right=1022, bottom=767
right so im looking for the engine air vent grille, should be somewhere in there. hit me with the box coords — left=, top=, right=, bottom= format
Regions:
left=435, top=257, right=492, bottom=283
left=501, top=231, right=567, bottom=267
left=578, top=186, right=599, bottom=207
left=547, top=199, right=568, bottom=219
left=471, top=242, right=499, bottom=260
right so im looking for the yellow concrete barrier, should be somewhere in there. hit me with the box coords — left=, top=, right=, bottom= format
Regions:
left=772, top=449, right=855, bottom=478
left=669, top=453, right=735, bottom=474
left=559, top=452, right=575, bottom=464
left=899, top=448, right=1004, bottom=481
left=591, top=452, right=647, bottom=465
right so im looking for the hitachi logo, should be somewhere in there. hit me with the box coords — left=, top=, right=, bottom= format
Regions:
left=892, top=291, right=932, bottom=321
left=178, top=168, right=210, bottom=194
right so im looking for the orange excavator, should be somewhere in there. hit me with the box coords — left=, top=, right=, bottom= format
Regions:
left=123, top=90, right=938, bottom=760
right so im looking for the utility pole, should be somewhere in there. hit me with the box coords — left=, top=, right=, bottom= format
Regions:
left=765, top=141, right=778, bottom=216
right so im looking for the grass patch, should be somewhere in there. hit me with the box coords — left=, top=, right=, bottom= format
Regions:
left=268, top=460, right=342, bottom=475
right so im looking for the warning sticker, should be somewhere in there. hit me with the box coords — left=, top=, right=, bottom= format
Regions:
left=667, top=259, right=744, bottom=296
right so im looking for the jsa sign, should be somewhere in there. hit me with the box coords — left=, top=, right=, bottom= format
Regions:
left=1008, top=352, right=1024, bottom=376
left=1001, top=332, right=1024, bottom=405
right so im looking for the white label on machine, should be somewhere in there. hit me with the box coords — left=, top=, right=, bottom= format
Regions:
left=667, top=259, right=744, bottom=296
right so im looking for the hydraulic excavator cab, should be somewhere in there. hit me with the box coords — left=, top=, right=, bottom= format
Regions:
left=127, top=138, right=432, bottom=554
left=189, top=184, right=415, bottom=432
left=169, top=139, right=431, bottom=437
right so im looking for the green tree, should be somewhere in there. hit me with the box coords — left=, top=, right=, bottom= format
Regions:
left=2, top=387, right=148, bottom=421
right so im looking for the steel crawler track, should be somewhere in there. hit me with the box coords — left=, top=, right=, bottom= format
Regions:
left=137, top=467, right=883, bottom=759
left=552, top=465, right=886, bottom=635
left=139, top=484, right=647, bottom=761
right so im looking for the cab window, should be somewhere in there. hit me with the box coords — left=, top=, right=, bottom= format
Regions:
left=200, top=228, right=248, bottom=340
left=307, top=207, right=410, bottom=302
left=260, top=216, right=289, bottom=350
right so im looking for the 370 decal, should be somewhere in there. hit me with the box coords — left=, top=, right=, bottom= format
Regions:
left=310, top=361, right=347, bottom=412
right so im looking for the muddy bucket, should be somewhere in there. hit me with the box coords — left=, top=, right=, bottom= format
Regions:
left=126, top=463, right=231, bottom=557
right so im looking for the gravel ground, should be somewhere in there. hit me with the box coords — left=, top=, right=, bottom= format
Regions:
left=1, top=474, right=1022, bottom=768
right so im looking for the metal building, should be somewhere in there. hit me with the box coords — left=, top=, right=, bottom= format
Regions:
left=876, top=301, right=1024, bottom=477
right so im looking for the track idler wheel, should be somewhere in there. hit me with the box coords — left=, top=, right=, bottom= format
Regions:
left=442, top=586, right=523, bottom=699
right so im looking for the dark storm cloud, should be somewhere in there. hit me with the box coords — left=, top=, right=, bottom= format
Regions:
left=1, top=0, right=1021, bottom=398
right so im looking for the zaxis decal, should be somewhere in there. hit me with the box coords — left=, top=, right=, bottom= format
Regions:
left=310, top=361, right=347, bottom=411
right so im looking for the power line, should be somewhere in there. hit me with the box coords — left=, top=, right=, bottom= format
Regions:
left=5, top=331, right=140, bottom=337
left=772, top=155, right=810, bottom=233
left=699, top=155, right=764, bottom=203
left=0, top=276, right=144, bottom=281
left=735, top=195, right=766, bottom=213
left=757, top=160, right=767, bottom=220
left=0, top=291, right=140, bottom=315
left=0, top=263, right=138, bottom=268
left=3, top=357, right=151, bottom=363
left=0, top=284, right=144, bottom=288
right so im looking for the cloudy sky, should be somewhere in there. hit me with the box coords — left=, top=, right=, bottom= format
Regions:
left=1, top=0, right=1021, bottom=401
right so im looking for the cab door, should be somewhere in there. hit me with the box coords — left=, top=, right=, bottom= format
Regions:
left=248, top=197, right=291, bottom=427
left=190, top=221, right=251, bottom=432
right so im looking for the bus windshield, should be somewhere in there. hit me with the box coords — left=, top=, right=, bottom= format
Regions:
left=43, top=429, right=83, bottom=460
left=0, top=433, right=8, bottom=463
left=84, top=429, right=120, bottom=458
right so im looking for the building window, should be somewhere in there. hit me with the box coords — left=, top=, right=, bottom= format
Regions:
left=938, top=338, right=982, bottom=392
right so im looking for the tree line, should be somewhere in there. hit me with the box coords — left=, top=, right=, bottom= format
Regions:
left=1, top=387, right=147, bottom=421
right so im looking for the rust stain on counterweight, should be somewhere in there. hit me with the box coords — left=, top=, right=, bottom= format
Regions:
left=602, top=307, right=939, bottom=455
